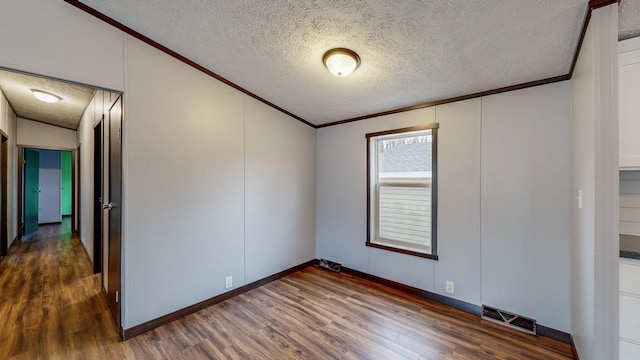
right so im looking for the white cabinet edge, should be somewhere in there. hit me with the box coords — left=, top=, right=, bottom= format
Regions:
left=620, top=51, right=640, bottom=66
left=620, top=291, right=640, bottom=299
left=621, top=258, right=640, bottom=266
left=621, top=337, right=640, bottom=346
left=620, top=37, right=640, bottom=54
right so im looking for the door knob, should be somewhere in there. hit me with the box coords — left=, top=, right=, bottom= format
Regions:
left=103, top=202, right=114, bottom=210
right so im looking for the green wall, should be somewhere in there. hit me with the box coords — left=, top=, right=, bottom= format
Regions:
left=61, top=151, right=72, bottom=215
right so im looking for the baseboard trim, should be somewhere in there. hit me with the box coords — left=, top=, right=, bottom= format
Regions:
left=122, top=259, right=318, bottom=340
left=537, top=324, right=572, bottom=344
left=3, top=237, right=18, bottom=262
left=340, top=265, right=572, bottom=345
left=38, top=221, right=62, bottom=226
left=341, top=266, right=481, bottom=315
left=78, top=238, right=94, bottom=267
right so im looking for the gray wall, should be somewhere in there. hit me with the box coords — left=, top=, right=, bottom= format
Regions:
left=480, top=85, right=570, bottom=330
left=0, top=0, right=124, bottom=91
left=244, top=97, right=316, bottom=283
left=570, top=5, right=619, bottom=360
left=316, top=82, right=572, bottom=332
left=316, top=107, right=438, bottom=291
left=122, top=36, right=316, bottom=329
left=434, top=99, right=481, bottom=305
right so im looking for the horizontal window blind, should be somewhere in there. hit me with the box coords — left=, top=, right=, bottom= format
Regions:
left=378, top=184, right=431, bottom=247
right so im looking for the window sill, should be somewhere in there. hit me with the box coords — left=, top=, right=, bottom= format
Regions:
left=366, top=241, right=438, bottom=260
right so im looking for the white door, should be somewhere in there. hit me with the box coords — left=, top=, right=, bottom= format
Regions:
left=38, top=150, right=61, bottom=224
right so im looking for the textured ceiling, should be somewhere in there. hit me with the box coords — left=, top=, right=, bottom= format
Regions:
left=0, top=69, right=94, bottom=129
left=620, top=0, right=640, bottom=41
left=76, top=0, right=588, bottom=124
left=78, top=0, right=591, bottom=125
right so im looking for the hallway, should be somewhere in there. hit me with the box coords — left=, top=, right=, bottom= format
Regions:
left=0, top=219, right=120, bottom=359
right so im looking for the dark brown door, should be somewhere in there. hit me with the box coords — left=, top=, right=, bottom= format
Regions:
left=106, top=95, right=122, bottom=328
left=1, top=134, right=7, bottom=256
left=93, top=122, right=102, bottom=274
left=23, top=149, right=40, bottom=237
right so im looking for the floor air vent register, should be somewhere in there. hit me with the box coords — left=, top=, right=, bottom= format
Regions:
left=481, top=305, right=537, bottom=335
left=319, top=259, right=341, bottom=272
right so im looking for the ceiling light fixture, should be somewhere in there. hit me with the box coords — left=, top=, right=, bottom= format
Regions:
left=323, top=48, right=360, bottom=77
left=31, top=89, right=62, bottom=103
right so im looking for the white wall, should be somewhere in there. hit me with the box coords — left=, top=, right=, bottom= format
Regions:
left=17, top=118, right=76, bottom=150
left=122, top=36, right=316, bottom=329
left=0, top=0, right=124, bottom=92
left=37, top=150, right=61, bottom=224
left=0, top=90, right=18, bottom=246
left=316, top=81, right=572, bottom=332
left=570, top=5, right=619, bottom=360
left=620, top=171, right=640, bottom=236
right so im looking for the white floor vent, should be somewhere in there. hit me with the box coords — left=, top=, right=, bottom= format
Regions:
left=319, top=259, right=341, bottom=272
left=481, top=305, right=536, bottom=335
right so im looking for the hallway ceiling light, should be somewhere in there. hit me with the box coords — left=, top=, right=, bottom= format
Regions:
left=323, top=48, right=360, bottom=77
left=31, top=89, right=62, bottom=103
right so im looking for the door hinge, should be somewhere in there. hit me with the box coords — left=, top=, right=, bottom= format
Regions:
left=117, top=127, right=121, bottom=139
left=115, top=290, right=119, bottom=303
left=102, top=114, right=105, bottom=120
left=23, top=160, right=26, bottom=164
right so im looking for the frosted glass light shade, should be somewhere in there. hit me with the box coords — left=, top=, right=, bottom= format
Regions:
left=323, top=48, right=360, bottom=77
left=32, top=89, right=62, bottom=103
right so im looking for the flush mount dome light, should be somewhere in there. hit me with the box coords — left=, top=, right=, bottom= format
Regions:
left=31, top=89, right=62, bottom=103
left=323, top=48, right=360, bottom=77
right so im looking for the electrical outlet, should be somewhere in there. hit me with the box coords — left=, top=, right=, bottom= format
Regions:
left=225, top=276, right=232, bottom=289
left=446, top=281, right=454, bottom=294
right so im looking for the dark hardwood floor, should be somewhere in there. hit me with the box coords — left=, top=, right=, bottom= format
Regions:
left=0, top=221, right=574, bottom=359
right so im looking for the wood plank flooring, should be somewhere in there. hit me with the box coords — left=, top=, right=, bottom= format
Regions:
left=0, top=222, right=575, bottom=359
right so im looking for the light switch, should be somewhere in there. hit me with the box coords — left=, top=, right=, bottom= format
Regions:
left=577, top=189, right=583, bottom=209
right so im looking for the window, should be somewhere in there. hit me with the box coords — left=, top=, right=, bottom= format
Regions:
left=366, top=124, right=438, bottom=259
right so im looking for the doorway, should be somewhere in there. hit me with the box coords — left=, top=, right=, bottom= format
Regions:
left=89, top=90, right=123, bottom=330
left=1, top=68, right=124, bottom=336
left=106, top=95, right=122, bottom=328
left=19, top=148, right=74, bottom=238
